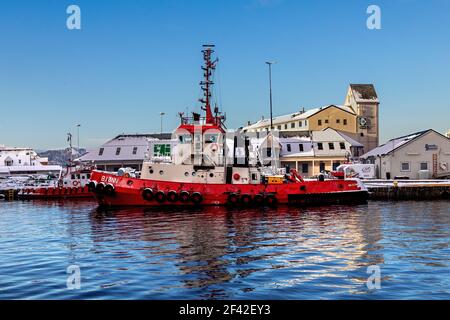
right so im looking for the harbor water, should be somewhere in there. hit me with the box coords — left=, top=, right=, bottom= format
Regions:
left=0, top=200, right=449, bottom=299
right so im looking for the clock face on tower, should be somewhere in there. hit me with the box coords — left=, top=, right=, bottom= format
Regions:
left=359, top=117, right=368, bottom=128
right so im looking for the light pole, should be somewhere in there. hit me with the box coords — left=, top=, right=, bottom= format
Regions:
left=265, top=61, right=276, bottom=130
left=160, top=112, right=165, bottom=134
left=76, top=124, right=81, bottom=154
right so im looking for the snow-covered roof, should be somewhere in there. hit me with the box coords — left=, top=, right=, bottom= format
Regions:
left=243, top=105, right=355, bottom=130
left=350, top=84, right=379, bottom=103
left=361, top=130, right=430, bottom=158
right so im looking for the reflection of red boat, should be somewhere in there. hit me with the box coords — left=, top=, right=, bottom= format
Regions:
left=89, top=46, right=368, bottom=207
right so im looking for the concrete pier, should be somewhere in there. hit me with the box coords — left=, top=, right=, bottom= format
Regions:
left=364, top=180, right=450, bottom=200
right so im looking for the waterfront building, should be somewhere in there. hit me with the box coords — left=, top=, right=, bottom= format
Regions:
left=360, top=129, right=450, bottom=179
left=0, top=145, right=62, bottom=177
left=446, top=130, right=450, bottom=138
left=242, top=84, right=380, bottom=152
left=278, top=128, right=364, bottom=177
left=77, top=133, right=174, bottom=172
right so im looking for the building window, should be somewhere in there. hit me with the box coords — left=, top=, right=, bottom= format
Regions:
left=325, top=119, right=329, bottom=124
left=336, top=119, right=340, bottom=124
left=302, top=163, right=308, bottom=173
left=328, top=143, right=335, bottom=150
left=420, top=162, right=428, bottom=171
left=343, top=119, right=347, bottom=125
left=299, top=121, right=302, bottom=127
left=333, top=162, right=340, bottom=170
left=340, top=142, right=346, bottom=150
left=317, top=143, right=323, bottom=150
left=305, top=120, right=308, bottom=126
left=277, top=125, right=281, bottom=130
left=318, top=120, right=322, bottom=126
left=132, top=147, right=138, bottom=155
left=401, top=162, right=410, bottom=172
left=98, top=148, right=104, bottom=156
left=299, top=144, right=304, bottom=152
left=116, top=147, right=121, bottom=156
left=284, top=124, right=288, bottom=130
left=319, top=162, right=326, bottom=172
left=287, top=144, right=291, bottom=152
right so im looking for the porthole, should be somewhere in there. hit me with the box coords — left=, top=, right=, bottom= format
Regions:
left=149, top=169, right=154, bottom=174
left=159, top=170, right=164, bottom=175
left=209, top=173, right=214, bottom=178
left=192, top=172, right=196, bottom=176
left=184, top=172, right=189, bottom=177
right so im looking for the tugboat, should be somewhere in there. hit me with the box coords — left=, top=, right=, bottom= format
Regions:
left=89, top=45, right=368, bottom=207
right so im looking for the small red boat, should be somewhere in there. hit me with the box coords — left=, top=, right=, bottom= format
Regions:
left=19, top=165, right=94, bottom=200
left=89, top=45, right=368, bottom=207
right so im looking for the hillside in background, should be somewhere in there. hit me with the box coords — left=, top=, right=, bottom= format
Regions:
left=38, top=148, right=87, bottom=166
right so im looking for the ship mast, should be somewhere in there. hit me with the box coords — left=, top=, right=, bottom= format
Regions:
left=199, top=44, right=218, bottom=125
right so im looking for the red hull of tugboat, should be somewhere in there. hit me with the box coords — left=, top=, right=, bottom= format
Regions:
left=90, top=171, right=368, bottom=207
left=19, top=186, right=94, bottom=200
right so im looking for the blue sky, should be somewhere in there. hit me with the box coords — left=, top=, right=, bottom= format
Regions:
left=1, top=0, right=449, bottom=149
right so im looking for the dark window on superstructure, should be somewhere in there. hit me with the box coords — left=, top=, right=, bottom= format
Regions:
left=291, top=123, right=295, bottom=128
left=343, top=119, right=347, bottom=125
left=299, top=144, right=304, bottom=152
left=340, top=142, right=346, bottom=150
left=328, top=143, right=335, bottom=150
left=325, top=119, right=329, bottom=124
left=287, top=144, right=291, bottom=152
left=284, top=124, right=288, bottom=130
left=132, top=147, right=138, bottom=155
left=318, top=120, right=322, bottom=126
left=317, top=143, right=323, bottom=150
left=277, top=125, right=281, bottom=130
left=116, top=147, right=121, bottom=155
left=336, top=119, right=340, bottom=124
left=299, top=121, right=302, bottom=127
left=98, top=148, right=104, bottom=156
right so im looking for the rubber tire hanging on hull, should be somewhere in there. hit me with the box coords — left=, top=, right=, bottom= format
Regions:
left=264, top=194, right=278, bottom=207
left=167, top=190, right=178, bottom=203
left=191, top=192, right=203, bottom=204
left=179, top=191, right=190, bottom=203
left=240, top=194, right=252, bottom=206
left=105, top=184, right=115, bottom=196
left=155, top=191, right=166, bottom=203
left=253, top=194, right=264, bottom=206
left=142, top=188, right=154, bottom=201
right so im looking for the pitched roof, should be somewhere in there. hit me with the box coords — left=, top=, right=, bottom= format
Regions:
left=361, top=129, right=431, bottom=158
left=350, top=84, right=379, bottom=103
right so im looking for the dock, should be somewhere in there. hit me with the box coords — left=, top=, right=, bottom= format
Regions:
left=364, top=180, right=450, bottom=200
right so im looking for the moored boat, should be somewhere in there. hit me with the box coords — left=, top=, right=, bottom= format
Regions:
left=89, top=45, right=368, bottom=207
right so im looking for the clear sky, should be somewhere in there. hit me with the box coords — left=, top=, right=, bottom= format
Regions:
left=1, top=0, right=449, bottom=149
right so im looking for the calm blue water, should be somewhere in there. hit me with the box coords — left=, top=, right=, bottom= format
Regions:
left=0, top=200, right=449, bottom=299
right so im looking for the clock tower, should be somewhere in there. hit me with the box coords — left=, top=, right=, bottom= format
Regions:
left=344, top=84, right=379, bottom=152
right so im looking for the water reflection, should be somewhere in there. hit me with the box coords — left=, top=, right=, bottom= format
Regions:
left=0, top=200, right=449, bottom=299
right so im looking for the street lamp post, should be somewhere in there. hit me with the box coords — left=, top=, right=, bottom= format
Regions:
left=76, top=124, right=81, bottom=154
left=160, top=112, right=165, bottom=134
left=265, top=61, right=276, bottom=130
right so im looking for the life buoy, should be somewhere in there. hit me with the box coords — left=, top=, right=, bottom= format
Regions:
left=240, top=194, right=252, bottom=206
left=72, top=181, right=80, bottom=187
left=179, top=191, right=190, bottom=203
left=191, top=192, right=203, bottom=204
left=124, top=173, right=130, bottom=178
left=142, top=188, right=154, bottom=201
left=227, top=193, right=239, bottom=205
left=167, top=190, right=178, bottom=202
left=233, top=173, right=240, bottom=181
left=155, top=191, right=166, bottom=203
